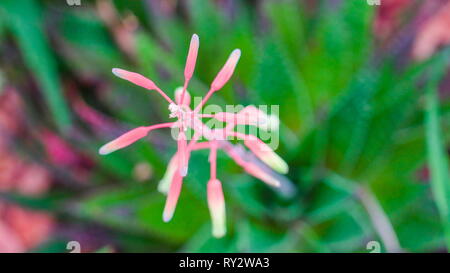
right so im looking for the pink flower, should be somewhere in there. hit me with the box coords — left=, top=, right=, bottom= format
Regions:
left=412, top=2, right=450, bottom=60
left=99, top=34, right=288, bottom=238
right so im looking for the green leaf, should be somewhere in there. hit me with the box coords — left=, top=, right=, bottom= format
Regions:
left=236, top=219, right=298, bottom=252
left=425, top=53, right=450, bottom=250
left=264, top=0, right=305, bottom=67
left=59, top=10, right=121, bottom=69
left=75, top=185, right=209, bottom=243
left=0, top=0, right=71, bottom=130
left=181, top=224, right=236, bottom=253
left=318, top=211, right=368, bottom=252
left=305, top=175, right=355, bottom=224
left=395, top=198, right=445, bottom=251
left=252, top=38, right=305, bottom=133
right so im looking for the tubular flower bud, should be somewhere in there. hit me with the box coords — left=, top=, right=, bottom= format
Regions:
left=213, top=106, right=279, bottom=131
left=207, top=179, right=226, bottom=238
left=99, top=127, right=150, bottom=155
left=99, top=123, right=173, bottom=155
left=238, top=106, right=279, bottom=131
left=112, top=68, right=174, bottom=104
left=163, top=171, right=183, bottom=222
left=112, top=68, right=157, bottom=90
left=244, top=135, right=288, bottom=174
left=184, top=34, right=199, bottom=81
left=211, top=49, right=241, bottom=92
left=244, top=163, right=281, bottom=187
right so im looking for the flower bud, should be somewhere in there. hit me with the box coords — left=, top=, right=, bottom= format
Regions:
left=163, top=171, right=183, bottom=222
left=210, top=49, right=241, bottom=91
left=112, top=68, right=157, bottom=90
left=207, top=179, right=226, bottom=238
left=244, top=135, right=288, bottom=174
left=99, top=127, right=149, bottom=155
left=184, top=34, right=199, bottom=80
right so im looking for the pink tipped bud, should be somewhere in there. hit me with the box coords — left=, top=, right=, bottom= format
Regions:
left=207, top=179, right=226, bottom=238
left=184, top=34, right=199, bottom=80
left=223, top=143, right=281, bottom=187
left=244, top=163, right=281, bottom=187
left=211, top=49, right=241, bottom=91
left=158, top=153, right=178, bottom=194
left=244, top=136, right=288, bottom=174
left=99, top=126, right=149, bottom=155
left=112, top=68, right=157, bottom=90
left=163, top=171, right=183, bottom=222
left=112, top=68, right=174, bottom=104
left=213, top=106, right=279, bottom=131
left=175, top=87, right=191, bottom=106
left=238, top=106, right=279, bottom=131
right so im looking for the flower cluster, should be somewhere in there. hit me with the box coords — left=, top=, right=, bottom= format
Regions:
left=99, top=34, right=288, bottom=238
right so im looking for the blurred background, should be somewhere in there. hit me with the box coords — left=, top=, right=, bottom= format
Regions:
left=0, top=0, right=449, bottom=253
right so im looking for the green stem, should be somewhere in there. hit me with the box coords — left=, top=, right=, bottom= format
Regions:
left=425, top=68, right=450, bottom=250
